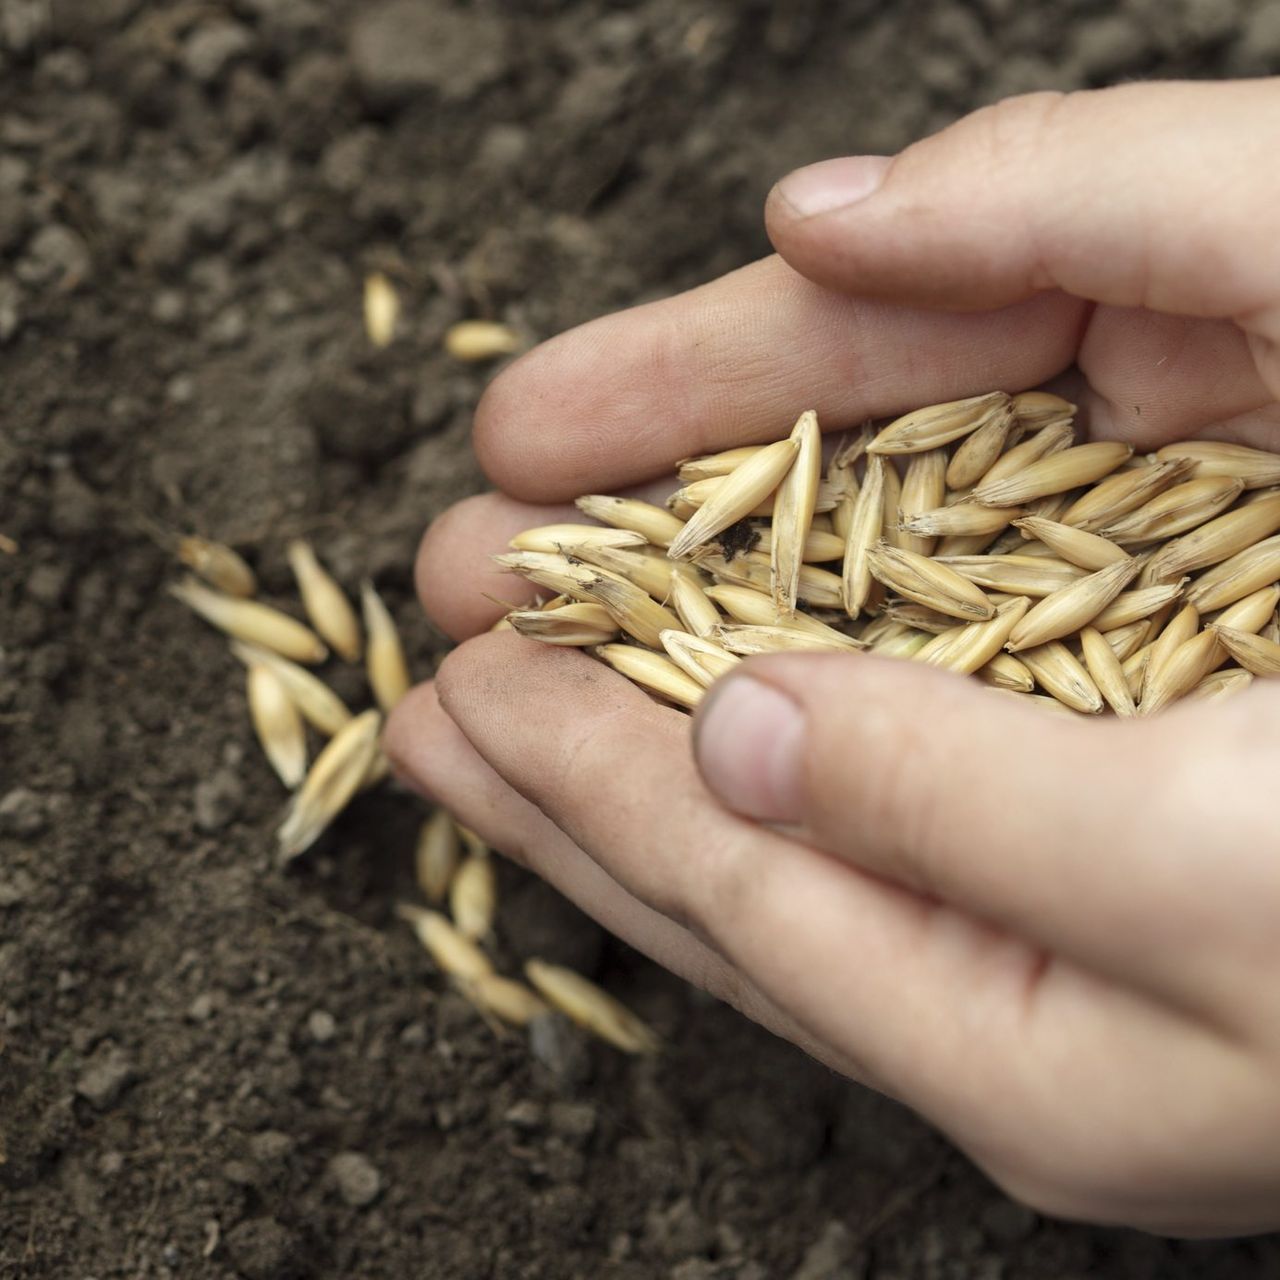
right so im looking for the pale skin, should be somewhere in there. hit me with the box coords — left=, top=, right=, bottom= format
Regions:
left=385, top=81, right=1280, bottom=1235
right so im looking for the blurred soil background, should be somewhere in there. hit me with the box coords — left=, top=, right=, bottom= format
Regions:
left=4, top=1, right=1280, bottom=1276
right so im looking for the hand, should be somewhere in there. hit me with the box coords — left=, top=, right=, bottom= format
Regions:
left=386, top=81, right=1280, bottom=1235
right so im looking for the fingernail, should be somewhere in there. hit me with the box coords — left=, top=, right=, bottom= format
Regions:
left=693, top=675, right=805, bottom=823
left=774, top=155, right=892, bottom=218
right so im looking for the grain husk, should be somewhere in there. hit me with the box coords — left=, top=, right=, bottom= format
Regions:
left=945, top=402, right=1017, bottom=488
left=973, top=442, right=1133, bottom=507
left=246, top=664, right=307, bottom=787
left=1088, top=581, right=1187, bottom=631
left=178, top=536, right=257, bottom=597
left=415, top=809, right=461, bottom=904
left=660, top=629, right=742, bottom=686
left=170, top=576, right=328, bottom=664
left=867, top=542, right=995, bottom=621
left=898, top=502, right=1021, bottom=539
left=1010, top=517, right=1129, bottom=570
left=1155, top=440, right=1280, bottom=489
left=396, top=904, right=493, bottom=982
left=509, top=523, right=648, bottom=553
left=1143, top=493, right=1280, bottom=584
left=975, top=418, right=1075, bottom=489
left=593, top=643, right=705, bottom=708
left=1017, top=641, right=1104, bottom=714
left=842, top=452, right=888, bottom=616
left=677, top=445, right=764, bottom=482
left=898, top=448, right=948, bottom=556
left=1006, top=557, right=1142, bottom=652
left=1189, top=668, right=1254, bottom=701
left=450, top=851, right=497, bottom=940
left=669, top=570, right=723, bottom=638
left=465, top=973, right=550, bottom=1026
left=715, top=624, right=865, bottom=655
left=230, top=640, right=353, bottom=735
left=1011, top=391, right=1076, bottom=426
left=444, top=320, right=521, bottom=362
left=1060, top=457, right=1193, bottom=532
left=867, top=391, right=1010, bottom=455
left=506, top=603, right=620, bottom=646
left=524, top=959, right=659, bottom=1053
left=1209, top=625, right=1280, bottom=677
left=771, top=410, right=822, bottom=615
left=1079, top=626, right=1137, bottom=717
left=574, top=495, right=686, bottom=548
left=287, top=540, right=362, bottom=662
left=668, top=439, right=800, bottom=559
left=977, top=652, right=1036, bottom=692
left=934, top=553, right=1086, bottom=597
left=363, top=272, right=399, bottom=347
left=277, top=709, right=381, bottom=861
left=918, top=596, right=1030, bottom=674
left=1184, top=534, right=1280, bottom=612
left=1139, top=585, right=1279, bottom=715
left=361, top=580, right=412, bottom=713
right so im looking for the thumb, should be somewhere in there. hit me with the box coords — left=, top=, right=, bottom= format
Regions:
left=690, top=654, right=1183, bottom=986
left=765, top=81, right=1280, bottom=393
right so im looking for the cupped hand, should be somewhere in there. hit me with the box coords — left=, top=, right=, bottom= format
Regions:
left=386, top=81, right=1280, bottom=1234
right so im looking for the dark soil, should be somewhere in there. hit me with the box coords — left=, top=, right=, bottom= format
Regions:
left=4, top=2, right=1280, bottom=1277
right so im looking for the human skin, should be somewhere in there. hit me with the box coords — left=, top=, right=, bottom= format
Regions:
left=385, top=81, right=1280, bottom=1235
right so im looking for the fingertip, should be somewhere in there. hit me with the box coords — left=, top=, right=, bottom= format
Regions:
left=414, top=494, right=561, bottom=641
left=384, top=680, right=448, bottom=799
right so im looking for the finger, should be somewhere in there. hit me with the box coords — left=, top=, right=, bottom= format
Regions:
left=432, top=633, right=1046, bottom=1096
left=1076, top=310, right=1274, bottom=448
left=415, top=493, right=578, bottom=641
left=382, top=681, right=835, bottom=1065
left=473, top=254, right=1086, bottom=502
left=765, top=81, right=1280, bottom=397
left=691, top=653, right=1268, bottom=1011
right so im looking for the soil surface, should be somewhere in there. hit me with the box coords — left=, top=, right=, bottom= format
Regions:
left=5, top=2, right=1280, bottom=1277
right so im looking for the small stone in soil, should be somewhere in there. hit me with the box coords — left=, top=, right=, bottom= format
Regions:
left=527, top=1012, right=593, bottom=1088
left=328, top=1151, right=382, bottom=1208
left=76, top=1044, right=136, bottom=1110
left=307, top=1009, right=337, bottom=1043
left=187, top=992, right=217, bottom=1022
left=193, top=767, right=244, bottom=833
left=789, top=1220, right=860, bottom=1280
left=225, top=1216, right=302, bottom=1280
left=0, top=788, right=46, bottom=837
left=249, top=1130, right=294, bottom=1163
left=0, top=868, right=36, bottom=906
